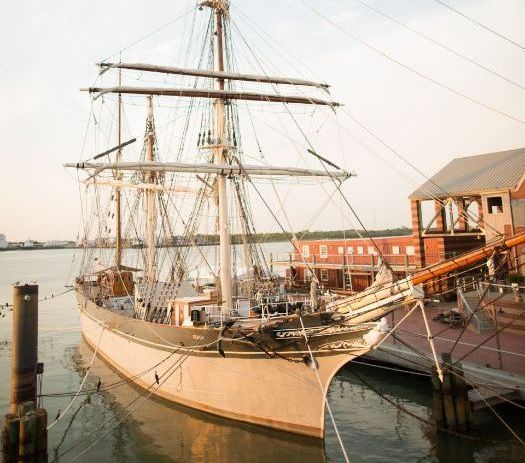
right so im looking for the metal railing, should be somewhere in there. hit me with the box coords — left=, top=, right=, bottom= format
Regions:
left=270, top=252, right=417, bottom=269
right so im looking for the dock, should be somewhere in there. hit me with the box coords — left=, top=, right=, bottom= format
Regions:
left=364, top=294, right=525, bottom=410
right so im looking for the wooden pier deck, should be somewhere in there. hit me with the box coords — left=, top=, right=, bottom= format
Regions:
left=364, top=296, right=525, bottom=407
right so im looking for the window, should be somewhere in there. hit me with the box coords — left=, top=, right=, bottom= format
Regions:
left=392, top=246, right=400, bottom=255
left=338, top=246, right=344, bottom=255
left=321, top=269, right=329, bottom=281
left=368, top=246, right=376, bottom=255
left=319, top=245, right=328, bottom=258
left=302, top=245, right=309, bottom=257
left=487, top=196, right=503, bottom=214
left=357, top=246, right=364, bottom=255
left=406, top=245, right=415, bottom=256
left=347, top=247, right=353, bottom=254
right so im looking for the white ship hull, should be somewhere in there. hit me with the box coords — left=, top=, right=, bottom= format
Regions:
left=78, top=295, right=376, bottom=438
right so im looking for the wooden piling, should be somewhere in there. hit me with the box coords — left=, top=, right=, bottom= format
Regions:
left=3, top=283, right=48, bottom=463
left=441, top=367, right=457, bottom=431
left=451, top=366, right=470, bottom=432
left=18, top=411, right=36, bottom=462
left=10, top=285, right=39, bottom=413
left=2, top=414, right=19, bottom=463
left=431, top=366, right=445, bottom=426
left=432, top=353, right=472, bottom=433
left=34, top=410, right=47, bottom=463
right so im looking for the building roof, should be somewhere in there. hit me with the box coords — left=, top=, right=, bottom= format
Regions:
left=409, top=148, right=525, bottom=200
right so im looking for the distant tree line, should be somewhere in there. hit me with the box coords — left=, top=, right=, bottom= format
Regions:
left=192, top=227, right=412, bottom=245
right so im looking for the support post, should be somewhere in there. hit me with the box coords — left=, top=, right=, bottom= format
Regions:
left=441, top=364, right=457, bottom=431
left=1, top=414, right=19, bottom=463
left=433, top=353, right=472, bottom=433
left=10, top=285, right=38, bottom=413
left=451, top=363, right=470, bottom=432
left=18, top=409, right=35, bottom=462
left=431, top=367, right=445, bottom=427
left=3, top=284, right=48, bottom=463
left=34, top=409, right=47, bottom=463
left=342, top=254, right=347, bottom=291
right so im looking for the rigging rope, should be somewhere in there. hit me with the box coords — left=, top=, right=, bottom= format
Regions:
left=52, top=326, right=217, bottom=462
left=47, top=325, right=105, bottom=430
left=297, top=0, right=525, bottom=126
left=298, top=315, right=351, bottom=463
left=431, top=0, right=525, bottom=50
left=353, top=0, right=525, bottom=91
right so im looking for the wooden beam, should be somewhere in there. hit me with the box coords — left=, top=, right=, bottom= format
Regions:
left=82, top=86, right=340, bottom=107
left=98, top=62, right=330, bottom=90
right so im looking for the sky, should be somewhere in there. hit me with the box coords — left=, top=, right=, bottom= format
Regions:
left=0, top=0, right=524, bottom=242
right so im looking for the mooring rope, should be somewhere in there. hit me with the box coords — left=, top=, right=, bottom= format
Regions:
left=47, top=325, right=105, bottom=430
left=298, top=315, right=350, bottom=463
left=2, top=287, right=74, bottom=309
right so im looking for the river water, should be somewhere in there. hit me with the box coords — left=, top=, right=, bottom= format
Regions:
left=0, top=247, right=524, bottom=462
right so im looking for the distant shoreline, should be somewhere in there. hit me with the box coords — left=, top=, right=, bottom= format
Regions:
left=0, top=227, right=412, bottom=252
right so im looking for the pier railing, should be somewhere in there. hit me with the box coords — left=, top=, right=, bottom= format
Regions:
left=270, top=252, right=418, bottom=272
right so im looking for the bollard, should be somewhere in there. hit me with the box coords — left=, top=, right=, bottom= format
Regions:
left=10, top=285, right=39, bottom=414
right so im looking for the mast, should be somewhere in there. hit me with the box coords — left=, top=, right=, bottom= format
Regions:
left=115, top=67, right=123, bottom=269
left=145, top=96, right=156, bottom=281
left=214, top=0, right=233, bottom=310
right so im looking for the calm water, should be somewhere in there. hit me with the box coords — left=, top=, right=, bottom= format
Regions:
left=1, top=247, right=524, bottom=462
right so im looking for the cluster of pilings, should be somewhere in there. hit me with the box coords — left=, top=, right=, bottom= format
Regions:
left=431, top=352, right=472, bottom=432
left=2, top=284, right=48, bottom=463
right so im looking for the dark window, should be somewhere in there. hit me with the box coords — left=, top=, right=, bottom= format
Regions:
left=487, top=196, right=503, bottom=214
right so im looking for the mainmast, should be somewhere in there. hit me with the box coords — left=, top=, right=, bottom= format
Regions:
left=115, top=68, right=123, bottom=269
left=145, top=96, right=157, bottom=281
left=211, top=0, right=233, bottom=310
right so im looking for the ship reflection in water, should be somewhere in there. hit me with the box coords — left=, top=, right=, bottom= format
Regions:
left=61, top=339, right=325, bottom=463
left=52, top=339, right=524, bottom=463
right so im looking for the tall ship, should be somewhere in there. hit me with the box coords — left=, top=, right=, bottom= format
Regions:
left=66, top=0, right=525, bottom=438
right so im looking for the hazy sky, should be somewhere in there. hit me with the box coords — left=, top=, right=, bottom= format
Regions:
left=1, top=0, right=524, bottom=241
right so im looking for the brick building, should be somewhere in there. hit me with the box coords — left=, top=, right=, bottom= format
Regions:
left=276, top=148, right=525, bottom=292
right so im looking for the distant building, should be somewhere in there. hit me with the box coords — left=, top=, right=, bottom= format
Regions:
left=24, top=240, right=34, bottom=248
left=0, top=234, right=7, bottom=249
left=44, top=240, right=67, bottom=248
